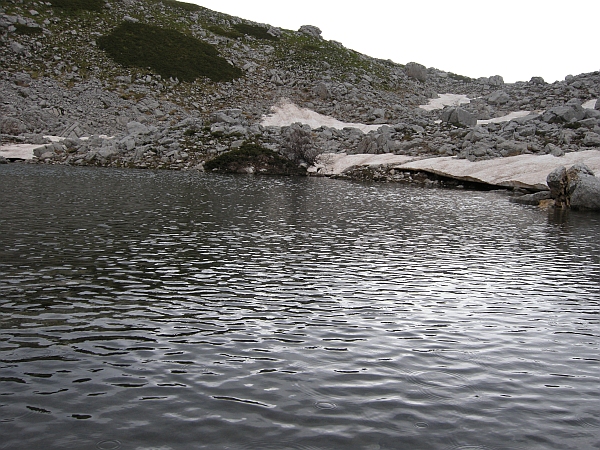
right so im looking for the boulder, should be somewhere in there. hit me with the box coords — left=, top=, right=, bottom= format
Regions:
left=298, top=25, right=322, bottom=38
left=0, top=116, right=26, bottom=135
left=441, top=107, right=477, bottom=127
left=488, top=90, right=510, bottom=105
left=541, top=105, right=586, bottom=123
left=405, top=62, right=427, bottom=82
left=547, top=164, right=600, bottom=210
left=596, top=99, right=600, bottom=111
left=488, top=75, right=504, bottom=87
left=529, top=76, right=545, bottom=85
left=583, top=132, right=600, bottom=147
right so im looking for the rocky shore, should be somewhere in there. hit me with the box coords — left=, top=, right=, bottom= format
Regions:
left=1, top=0, right=600, bottom=208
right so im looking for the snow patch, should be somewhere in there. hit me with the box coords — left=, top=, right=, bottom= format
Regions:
left=582, top=99, right=598, bottom=109
left=261, top=100, right=384, bottom=133
left=419, top=93, right=471, bottom=111
left=477, top=111, right=534, bottom=124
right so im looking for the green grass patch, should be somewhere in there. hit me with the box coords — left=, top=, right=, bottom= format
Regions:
left=232, top=23, right=278, bottom=41
left=207, top=25, right=243, bottom=39
left=14, top=24, right=44, bottom=35
left=50, top=0, right=104, bottom=12
left=160, top=0, right=203, bottom=11
left=97, top=22, right=242, bottom=82
left=205, top=143, right=305, bottom=175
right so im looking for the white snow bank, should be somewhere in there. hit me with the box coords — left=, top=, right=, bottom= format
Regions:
left=419, top=93, right=471, bottom=111
left=477, top=111, right=534, bottom=124
left=582, top=99, right=598, bottom=109
left=0, top=143, right=39, bottom=160
left=261, top=101, right=384, bottom=133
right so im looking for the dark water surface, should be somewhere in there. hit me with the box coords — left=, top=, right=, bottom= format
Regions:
left=0, top=164, right=598, bottom=450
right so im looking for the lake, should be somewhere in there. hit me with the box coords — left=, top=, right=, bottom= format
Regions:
left=0, top=164, right=598, bottom=450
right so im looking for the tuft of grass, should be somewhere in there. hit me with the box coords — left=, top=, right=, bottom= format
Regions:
left=204, top=143, right=305, bottom=175
left=97, top=22, right=243, bottom=83
left=50, top=0, right=104, bottom=12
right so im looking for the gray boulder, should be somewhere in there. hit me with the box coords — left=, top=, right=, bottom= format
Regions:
left=298, top=25, right=322, bottom=38
left=542, top=104, right=586, bottom=123
left=547, top=164, right=600, bottom=210
left=567, top=164, right=600, bottom=210
left=596, top=99, right=600, bottom=111
left=405, top=62, right=427, bottom=82
left=529, top=76, right=545, bottom=85
left=488, top=75, right=504, bottom=86
left=488, top=90, right=510, bottom=105
left=583, top=132, right=600, bottom=147
left=441, top=107, right=477, bottom=127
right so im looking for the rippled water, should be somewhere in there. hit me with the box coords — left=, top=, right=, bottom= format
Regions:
left=0, top=164, right=599, bottom=450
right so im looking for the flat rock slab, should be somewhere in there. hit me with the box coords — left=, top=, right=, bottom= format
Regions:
left=398, top=150, right=600, bottom=190
left=314, top=150, right=600, bottom=190
left=0, top=144, right=38, bottom=160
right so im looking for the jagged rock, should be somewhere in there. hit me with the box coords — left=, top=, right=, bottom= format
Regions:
left=126, top=121, right=151, bottom=135
left=510, top=191, right=552, bottom=205
left=441, top=107, right=477, bottom=127
left=314, top=82, right=329, bottom=100
left=405, top=62, right=427, bottom=82
left=547, top=163, right=600, bottom=210
left=0, top=116, right=26, bottom=135
left=542, top=105, right=586, bottom=123
left=488, top=75, right=504, bottom=86
left=10, top=41, right=25, bottom=54
left=583, top=132, right=600, bottom=147
left=298, top=25, right=322, bottom=38
left=530, top=76, right=545, bottom=85
left=596, top=99, right=600, bottom=111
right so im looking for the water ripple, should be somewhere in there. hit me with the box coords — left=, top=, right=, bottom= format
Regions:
left=0, top=165, right=599, bottom=450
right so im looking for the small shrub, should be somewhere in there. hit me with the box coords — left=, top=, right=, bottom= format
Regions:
left=50, top=0, right=104, bottom=12
left=448, top=72, right=472, bottom=83
left=232, top=23, right=278, bottom=41
left=204, top=143, right=305, bottom=175
left=207, top=25, right=243, bottom=39
left=14, top=24, right=44, bottom=35
left=97, top=22, right=242, bottom=83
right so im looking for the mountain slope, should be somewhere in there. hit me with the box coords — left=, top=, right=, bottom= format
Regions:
left=1, top=0, right=599, bottom=173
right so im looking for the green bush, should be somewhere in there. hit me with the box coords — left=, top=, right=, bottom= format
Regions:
left=207, top=25, right=243, bottom=39
left=97, top=22, right=242, bottom=83
left=50, top=0, right=104, bottom=12
left=204, top=143, right=305, bottom=175
left=14, top=24, right=43, bottom=35
left=232, top=23, right=278, bottom=41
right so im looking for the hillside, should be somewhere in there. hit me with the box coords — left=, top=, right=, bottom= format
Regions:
left=1, top=0, right=600, bottom=174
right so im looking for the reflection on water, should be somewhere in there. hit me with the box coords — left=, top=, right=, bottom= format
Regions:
left=0, top=165, right=599, bottom=450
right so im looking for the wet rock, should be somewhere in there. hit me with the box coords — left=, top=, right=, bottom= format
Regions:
left=547, top=163, right=600, bottom=210
left=510, top=191, right=552, bottom=205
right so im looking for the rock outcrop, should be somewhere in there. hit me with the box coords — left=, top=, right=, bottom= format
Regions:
left=547, top=163, right=600, bottom=210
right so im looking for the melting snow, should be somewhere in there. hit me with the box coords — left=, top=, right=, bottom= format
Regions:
left=419, top=93, right=471, bottom=111
left=261, top=101, right=384, bottom=133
